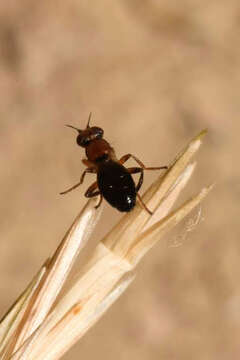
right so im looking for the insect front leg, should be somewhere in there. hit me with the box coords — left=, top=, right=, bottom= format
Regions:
left=60, top=168, right=96, bottom=195
left=120, top=153, right=168, bottom=171
left=85, top=181, right=103, bottom=209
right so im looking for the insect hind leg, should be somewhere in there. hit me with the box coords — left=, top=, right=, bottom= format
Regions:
left=120, top=153, right=168, bottom=171
left=127, top=167, right=144, bottom=192
left=137, top=193, right=153, bottom=215
left=127, top=167, right=153, bottom=215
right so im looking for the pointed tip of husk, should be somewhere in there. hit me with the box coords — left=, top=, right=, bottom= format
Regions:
left=197, top=128, right=208, bottom=139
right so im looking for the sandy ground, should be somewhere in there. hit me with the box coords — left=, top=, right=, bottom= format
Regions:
left=0, top=1, right=239, bottom=359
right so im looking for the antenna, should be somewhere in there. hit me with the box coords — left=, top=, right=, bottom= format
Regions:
left=86, top=112, right=92, bottom=128
left=65, top=125, right=81, bottom=132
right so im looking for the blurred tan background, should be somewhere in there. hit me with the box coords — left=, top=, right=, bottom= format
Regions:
left=0, top=1, right=239, bottom=359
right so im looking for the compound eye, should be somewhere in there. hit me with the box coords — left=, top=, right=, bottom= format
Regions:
left=76, top=135, right=90, bottom=147
left=92, top=127, right=104, bottom=139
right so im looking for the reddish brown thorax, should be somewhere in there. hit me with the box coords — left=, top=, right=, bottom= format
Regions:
left=86, top=139, right=116, bottom=163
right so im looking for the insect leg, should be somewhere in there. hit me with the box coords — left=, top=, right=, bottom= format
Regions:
left=85, top=181, right=100, bottom=197
left=120, top=153, right=167, bottom=170
left=60, top=168, right=96, bottom=195
left=124, top=163, right=153, bottom=214
left=137, top=193, right=153, bottom=215
left=127, top=167, right=144, bottom=192
left=95, top=195, right=103, bottom=209
left=82, top=159, right=94, bottom=168
left=85, top=182, right=102, bottom=209
left=119, top=154, right=131, bottom=165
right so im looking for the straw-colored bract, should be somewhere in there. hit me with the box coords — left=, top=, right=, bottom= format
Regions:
left=0, top=129, right=212, bottom=360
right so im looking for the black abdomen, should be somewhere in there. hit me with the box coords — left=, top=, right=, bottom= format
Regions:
left=97, top=161, right=136, bottom=212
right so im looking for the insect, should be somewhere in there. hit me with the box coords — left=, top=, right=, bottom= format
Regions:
left=60, top=114, right=167, bottom=214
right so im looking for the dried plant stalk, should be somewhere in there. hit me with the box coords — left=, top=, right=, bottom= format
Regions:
left=0, top=130, right=212, bottom=360
left=0, top=263, right=48, bottom=354
left=1, top=200, right=102, bottom=359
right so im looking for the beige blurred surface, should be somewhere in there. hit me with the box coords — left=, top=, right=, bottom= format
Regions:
left=0, top=1, right=239, bottom=359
